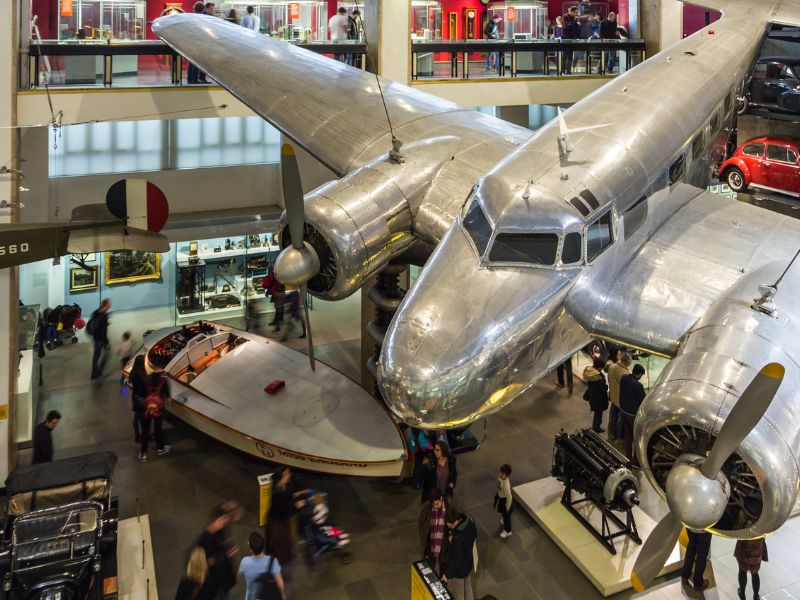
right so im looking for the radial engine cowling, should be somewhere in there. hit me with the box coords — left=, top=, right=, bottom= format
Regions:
left=635, top=345, right=798, bottom=538
left=278, top=169, right=415, bottom=301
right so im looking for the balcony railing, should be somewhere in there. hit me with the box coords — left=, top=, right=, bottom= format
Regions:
left=410, top=38, right=646, bottom=81
left=25, top=39, right=367, bottom=89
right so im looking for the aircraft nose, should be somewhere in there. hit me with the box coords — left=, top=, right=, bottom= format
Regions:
left=377, top=225, right=571, bottom=429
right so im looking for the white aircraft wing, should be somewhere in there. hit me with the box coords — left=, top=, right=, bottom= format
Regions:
left=154, top=15, right=484, bottom=177
left=566, top=186, right=800, bottom=357
left=684, top=0, right=800, bottom=26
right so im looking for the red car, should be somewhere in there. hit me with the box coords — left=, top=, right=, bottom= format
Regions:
left=719, top=136, right=800, bottom=197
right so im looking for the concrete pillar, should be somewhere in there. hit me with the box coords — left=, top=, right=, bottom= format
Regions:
left=640, top=0, right=683, bottom=59
left=1, top=0, right=20, bottom=477
left=378, top=0, right=409, bottom=83
left=18, top=126, right=48, bottom=223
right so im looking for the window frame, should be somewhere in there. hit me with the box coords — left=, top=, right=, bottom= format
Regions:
left=742, top=142, right=765, bottom=158
left=767, top=144, right=790, bottom=163
left=560, top=230, right=584, bottom=266
left=622, top=196, right=648, bottom=240
left=487, top=232, right=561, bottom=267
left=460, top=192, right=494, bottom=258
left=585, top=209, right=615, bottom=263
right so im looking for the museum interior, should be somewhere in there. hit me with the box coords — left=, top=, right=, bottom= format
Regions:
left=2, top=0, right=800, bottom=598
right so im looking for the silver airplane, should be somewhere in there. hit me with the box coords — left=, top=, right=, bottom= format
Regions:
left=155, top=0, right=800, bottom=585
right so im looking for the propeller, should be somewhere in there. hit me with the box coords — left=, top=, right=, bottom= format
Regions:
left=274, top=143, right=320, bottom=371
left=630, top=362, right=784, bottom=592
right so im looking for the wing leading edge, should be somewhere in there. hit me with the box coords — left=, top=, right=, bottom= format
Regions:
left=153, top=14, right=472, bottom=177
left=566, top=188, right=800, bottom=357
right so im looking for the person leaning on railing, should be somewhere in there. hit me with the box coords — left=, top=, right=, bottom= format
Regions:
left=599, top=12, right=620, bottom=74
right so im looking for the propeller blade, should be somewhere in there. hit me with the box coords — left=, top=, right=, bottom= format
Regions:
left=280, top=143, right=305, bottom=251
left=702, top=362, right=784, bottom=478
left=300, top=283, right=315, bottom=372
left=630, top=512, right=682, bottom=592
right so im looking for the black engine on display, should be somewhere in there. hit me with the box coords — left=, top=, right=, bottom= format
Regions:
left=552, top=429, right=642, bottom=553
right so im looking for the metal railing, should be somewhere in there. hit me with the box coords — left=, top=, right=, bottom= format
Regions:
left=25, top=39, right=368, bottom=88
left=410, top=38, right=646, bottom=81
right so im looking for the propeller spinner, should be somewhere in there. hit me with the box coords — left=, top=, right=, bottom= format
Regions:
left=630, top=362, right=784, bottom=591
left=274, top=143, right=320, bottom=371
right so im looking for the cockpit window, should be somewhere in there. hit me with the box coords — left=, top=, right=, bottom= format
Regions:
left=488, top=233, right=559, bottom=265
left=463, top=199, right=492, bottom=255
left=587, top=211, right=614, bottom=262
left=561, top=232, right=582, bottom=264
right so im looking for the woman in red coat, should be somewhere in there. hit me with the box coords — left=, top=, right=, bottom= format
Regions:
left=734, top=538, right=767, bottom=600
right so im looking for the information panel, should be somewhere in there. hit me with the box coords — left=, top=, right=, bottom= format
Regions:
left=411, top=560, right=451, bottom=600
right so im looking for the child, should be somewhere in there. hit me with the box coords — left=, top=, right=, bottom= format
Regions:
left=311, top=492, right=349, bottom=548
left=494, top=464, right=513, bottom=538
left=118, top=331, right=134, bottom=385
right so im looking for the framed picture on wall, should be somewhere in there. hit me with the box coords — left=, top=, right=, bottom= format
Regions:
left=70, top=266, right=98, bottom=292
left=104, top=251, right=162, bottom=285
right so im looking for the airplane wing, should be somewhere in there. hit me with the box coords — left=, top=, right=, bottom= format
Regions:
left=566, top=187, right=797, bottom=357
left=683, top=0, right=800, bottom=26
left=0, top=222, right=169, bottom=269
left=153, top=15, right=488, bottom=177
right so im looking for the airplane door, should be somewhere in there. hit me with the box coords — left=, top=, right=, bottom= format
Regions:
left=765, top=144, right=794, bottom=191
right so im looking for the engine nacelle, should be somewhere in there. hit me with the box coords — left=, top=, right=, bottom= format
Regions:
left=279, top=136, right=461, bottom=300
left=635, top=267, right=800, bottom=539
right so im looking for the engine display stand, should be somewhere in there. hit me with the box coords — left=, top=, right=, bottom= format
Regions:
left=560, top=474, right=642, bottom=554
left=514, top=477, right=682, bottom=597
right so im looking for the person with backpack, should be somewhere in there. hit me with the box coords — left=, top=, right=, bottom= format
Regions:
left=583, top=357, right=609, bottom=433
left=88, top=298, right=111, bottom=380
left=238, top=531, right=285, bottom=600
left=139, top=371, right=171, bottom=462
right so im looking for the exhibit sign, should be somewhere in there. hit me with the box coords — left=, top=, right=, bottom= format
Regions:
left=289, top=2, right=300, bottom=19
left=411, top=560, right=450, bottom=600
left=61, top=0, right=72, bottom=17
left=258, top=473, right=272, bottom=527
left=507, top=7, right=516, bottom=22
left=104, top=251, right=162, bottom=285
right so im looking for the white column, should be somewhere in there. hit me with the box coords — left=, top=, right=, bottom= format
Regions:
left=379, top=0, right=410, bottom=83
left=661, top=0, right=684, bottom=50
left=0, top=0, right=19, bottom=477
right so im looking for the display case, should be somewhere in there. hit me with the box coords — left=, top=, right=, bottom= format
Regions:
left=488, top=1, right=548, bottom=40
left=411, top=1, right=442, bottom=40
left=58, top=0, right=146, bottom=40
left=220, top=1, right=327, bottom=40
left=175, top=234, right=281, bottom=323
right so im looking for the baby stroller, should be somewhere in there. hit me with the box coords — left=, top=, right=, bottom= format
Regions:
left=43, top=304, right=83, bottom=350
left=298, top=490, right=352, bottom=569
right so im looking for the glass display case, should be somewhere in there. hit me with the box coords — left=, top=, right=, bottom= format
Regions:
left=221, top=1, right=327, bottom=40
left=175, top=234, right=281, bottom=323
left=488, top=1, right=548, bottom=40
left=57, top=0, right=146, bottom=40
left=410, top=1, right=442, bottom=40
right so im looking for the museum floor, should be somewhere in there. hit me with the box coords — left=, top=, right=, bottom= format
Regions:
left=22, top=313, right=800, bottom=600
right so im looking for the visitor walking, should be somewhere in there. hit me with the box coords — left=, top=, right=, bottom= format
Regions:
left=128, top=355, right=148, bottom=444
left=495, top=464, right=513, bottom=538
left=418, top=488, right=452, bottom=573
left=88, top=299, right=111, bottom=380
left=421, top=440, right=457, bottom=502
left=238, top=531, right=285, bottom=600
left=619, top=363, right=646, bottom=464
left=175, top=546, right=208, bottom=600
left=139, top=372, right=172, bottom=462
left=32, top=410, right=61, bottom=464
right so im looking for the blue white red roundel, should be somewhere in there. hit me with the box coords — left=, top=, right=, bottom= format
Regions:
left=106, top=179, right=169, bottom=232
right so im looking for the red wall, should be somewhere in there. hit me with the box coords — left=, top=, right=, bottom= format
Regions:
left=683, top=4, right=720, bottom=37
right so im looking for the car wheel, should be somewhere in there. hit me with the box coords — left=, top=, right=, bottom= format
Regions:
left=737, top=95, right=748, bottom=115
left=726, top=167, right=747, bottom=192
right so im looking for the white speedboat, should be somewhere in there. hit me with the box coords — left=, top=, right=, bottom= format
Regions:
left=125, top=322, right=407, bottom=477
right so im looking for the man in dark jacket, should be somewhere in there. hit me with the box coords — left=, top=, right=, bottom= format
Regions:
left=89, top=299, right=111, bottom=380
left=442, top=512, right=477, bottom=600
left=561, top=6, right=580, bottom=73
left=32, top=410, right=61, bottom=464
left=619, top=363, right=646, bottom=464
left=599, top=12, right=619, bottom=73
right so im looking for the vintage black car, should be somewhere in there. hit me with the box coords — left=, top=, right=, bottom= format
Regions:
left=0, top=453, right=119, bottom=600
left=740, top=56, right=800, bottom=115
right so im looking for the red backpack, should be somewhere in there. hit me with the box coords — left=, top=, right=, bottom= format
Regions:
left=144, top=378, right=166, bottom=419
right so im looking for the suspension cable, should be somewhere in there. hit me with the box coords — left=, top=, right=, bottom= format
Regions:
left=352, top=0, right=403, bottom=162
